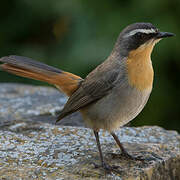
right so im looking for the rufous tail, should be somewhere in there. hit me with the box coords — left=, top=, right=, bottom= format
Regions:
left=0, top=55, right=83, bottom=96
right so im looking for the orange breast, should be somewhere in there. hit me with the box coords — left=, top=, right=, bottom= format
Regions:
left=126, top=43, right=154, bottom=91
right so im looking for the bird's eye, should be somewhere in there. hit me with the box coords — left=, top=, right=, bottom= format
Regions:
left=136, top=32, right=145, bottom=39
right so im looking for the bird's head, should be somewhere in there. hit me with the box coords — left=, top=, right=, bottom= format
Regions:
left=114, top=22, right=175, bottom=58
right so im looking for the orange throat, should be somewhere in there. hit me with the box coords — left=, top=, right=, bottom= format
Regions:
left=126, top=41, right=155, bottom=91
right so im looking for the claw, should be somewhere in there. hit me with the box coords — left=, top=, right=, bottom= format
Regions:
left=108, top=152, right=145, bottom=161
left=93, top=162, right=121, bottom=174
left=121, top=151, right=145, bottom=161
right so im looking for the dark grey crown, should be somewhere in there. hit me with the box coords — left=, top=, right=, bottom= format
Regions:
left=113, top=22, right=159, bottom=57
left=121, top=22, right=158, bottom=36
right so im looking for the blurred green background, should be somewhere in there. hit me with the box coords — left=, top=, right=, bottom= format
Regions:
left=0, top=0, right=179, bottom=132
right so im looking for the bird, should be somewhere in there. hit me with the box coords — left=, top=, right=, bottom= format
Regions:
left=0, top=22, right=174, bottom=173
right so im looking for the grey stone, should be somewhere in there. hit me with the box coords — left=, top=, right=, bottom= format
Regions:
left=0, top=123, right=179, bottom=179
left=0, top=83, right=180, bottom=179
left=0, top=83, right=84, bottom=127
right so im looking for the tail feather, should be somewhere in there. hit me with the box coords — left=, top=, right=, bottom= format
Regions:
left=0, top=55, right=62, bottom=74
left=0, top=55, right=83, bottom=96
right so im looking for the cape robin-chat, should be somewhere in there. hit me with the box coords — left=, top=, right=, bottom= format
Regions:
left=0, top=22, right=175, bottom=173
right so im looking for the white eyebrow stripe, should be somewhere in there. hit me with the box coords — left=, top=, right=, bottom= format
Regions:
left=124, top=28, right=156, bottom=38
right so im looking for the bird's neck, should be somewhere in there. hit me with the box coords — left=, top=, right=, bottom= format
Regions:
left=126, top=43, right=155, bottom=91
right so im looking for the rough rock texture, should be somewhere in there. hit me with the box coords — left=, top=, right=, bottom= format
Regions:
left=0, top=83, right=180, bottom=179
left=0, top=123, right=180, bottom=180
left=0, top=83, right=84, bottom=127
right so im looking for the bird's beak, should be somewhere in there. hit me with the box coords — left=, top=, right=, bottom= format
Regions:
left=156, top=31, right=175, bottom=39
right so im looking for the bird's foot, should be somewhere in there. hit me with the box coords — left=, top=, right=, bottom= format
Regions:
left=109, top=151, right=145, bottom=161
left=121, top=151, right=145, bottom=161
left=93, top=162, right=121, bottom=174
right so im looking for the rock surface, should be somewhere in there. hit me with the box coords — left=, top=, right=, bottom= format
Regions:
left=0, top=83, right=84, bottom=127
left=0, top=123, right=180, bottom=180
left=0, top=83, right=180, bottom=179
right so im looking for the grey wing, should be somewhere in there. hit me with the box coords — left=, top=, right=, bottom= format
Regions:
left=56, top=67, right=119, bottom=122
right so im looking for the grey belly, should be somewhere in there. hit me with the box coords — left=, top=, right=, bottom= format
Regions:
left=81, top=85, right=152, bottom=131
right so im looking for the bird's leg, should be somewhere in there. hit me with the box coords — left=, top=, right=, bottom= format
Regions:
left=111, top=132, right=144, bottom=161
left=93, top=130, right=119, bottom=173
left=93, top=131, right=110, bottom=170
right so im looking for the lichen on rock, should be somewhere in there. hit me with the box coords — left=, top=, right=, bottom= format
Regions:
left=0, top=83, right=180, bottom=179
left=0, top=122, right=180, bottom=179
